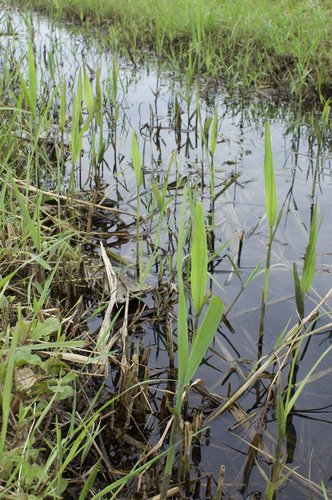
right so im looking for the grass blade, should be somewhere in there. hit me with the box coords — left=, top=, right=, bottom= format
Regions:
left=293, top=262, right=304, bottom=318
left=0, top=316, right=21, bottom=456
left=191, top=202, right=207, bottom=315
left=264, top=122, right=277, bottom=227
left=9, top=173, right=40, bottom=250
left=131, top=131, right=143, bottom=188
left=302, top=203, right=319, bottom=293
left=184, top=295, right=223, bottom=385
left=210, top=110, right=218, bottom=157
left=28, top=41, right=37, bottom=121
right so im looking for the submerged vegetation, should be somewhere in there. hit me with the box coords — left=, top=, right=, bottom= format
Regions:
left=0, top=3, right=332, bottom=499
left=4, top=0, right=332, bottom=103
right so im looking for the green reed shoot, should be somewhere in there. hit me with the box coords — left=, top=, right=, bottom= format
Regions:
left=264, top=122, right=277, bottom=228
left=258, top=121, right=278, bottom=346
left=293, top=203, right=320, bottom=319
left=71, top=73, right=83, bottom=168
left=302, top=203, right=319, bottom=293
left=83, top=65, right=94, bottom=116
left=266, top=340, right=332, bottom=499
left=160, top=188, right=224, bottom=498
left=28, top=41, right=37, bottom=121
left=191, top=201, right=207, bottom=318
left=131, top=131, right=143, bottom=189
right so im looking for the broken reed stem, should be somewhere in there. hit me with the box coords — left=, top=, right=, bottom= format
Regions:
left=216, top=465, right=225, bottom=500
left=11, top=177, right=140, bottom=218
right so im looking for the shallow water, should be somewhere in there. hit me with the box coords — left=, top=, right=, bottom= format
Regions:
left=1, top=7, right=332, bottom=498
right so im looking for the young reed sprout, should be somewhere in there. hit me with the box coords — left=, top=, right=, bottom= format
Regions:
left=266, top=340, right=332, bottom=499
left=258, top=121, right=279, bottom=347
left=293, top=203, right=320, bottom=319
left=264, top=121, right=277, bottom=229
left=191, top=201, right=207, bottom=319
left=160, top=188, right=224, bottom=497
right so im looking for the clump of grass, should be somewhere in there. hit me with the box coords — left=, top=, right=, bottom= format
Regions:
left=4, top=0, right=332, bottom=103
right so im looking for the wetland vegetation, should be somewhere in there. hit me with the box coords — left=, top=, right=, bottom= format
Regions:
left=5, top=0, right=332, bottom=104
left=0, top=2, right=332, bottom=499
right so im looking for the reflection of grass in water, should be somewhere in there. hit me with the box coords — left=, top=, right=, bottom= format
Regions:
left=0, top=9, right=332, bottom=500
left=8, top=0, right=332, bottom=102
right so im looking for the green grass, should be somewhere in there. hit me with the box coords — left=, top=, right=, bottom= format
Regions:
left=4, top=0, right=332, bottom=102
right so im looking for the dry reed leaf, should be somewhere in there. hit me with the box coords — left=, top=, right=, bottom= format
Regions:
left=15, top=367, right=37, bottom=392
left=96, top=243, right=118, bottom=374
left=145, top=416, right=174, bottom=459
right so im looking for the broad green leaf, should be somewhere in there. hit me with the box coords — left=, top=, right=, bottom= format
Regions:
left=293, top=262, right=304, bottom=318
left=302, top=203, right=319, bottom=293
left=203, top=116, right=212, bottom=144
left=33, top=317, right=61, bottom=339
left=48, top=384, right=74, bottom=400
left=83, top=66, right=94, bottom=115
left=79, top=459, right=101, bottom=500
left=264, top=122, right=277, bottom=227
left=15, top=348, right=43, bottom=366
left=184, top=295, right=223, bottom=385
left=0, top=270, right=17, bottom=289
left=28, top=253, right=52, bottom=271
left=131, top=131, right=143, bottom=188
left=276, top=392, right=286, bottom=440
left=265, top=481, right=274, bottom=500
left=191, top=202, right=208, bottom=315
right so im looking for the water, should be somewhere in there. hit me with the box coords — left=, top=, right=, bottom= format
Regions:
left=1, top=6, right=332, bottom=498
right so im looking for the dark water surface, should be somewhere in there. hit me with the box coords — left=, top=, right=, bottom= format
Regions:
left=1, top=7, right=332, bottom=498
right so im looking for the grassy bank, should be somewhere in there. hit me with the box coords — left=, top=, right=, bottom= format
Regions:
left=4, top=0, right=332, bottom=103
